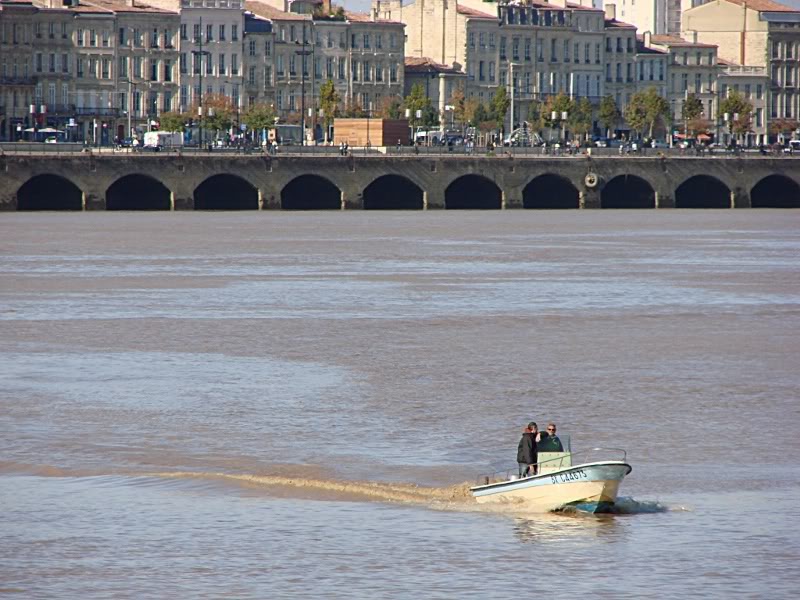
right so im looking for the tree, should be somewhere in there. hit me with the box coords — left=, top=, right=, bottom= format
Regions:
left=542, top=93, right=575, bottom=128
left=525, top=99, right=544, bottom=133
left=598, top=95, right=621, bottom=137
left=159, top=111, right=187, bottom=133
left=625, top=87, right=670, bottom=138
left=376, top=94, right=403, bottom=119
left=241, top=103, right=276, bottom=139
left=472, top=102, right=489, bottom=127
left=199, top=94, right=235, bottom=136
left=569, top=97, right=594, bottom=139
left=769, top=118, right=800, bottom=138
left=318, top=79, right=340, bottom=140
left=463, top=97, right=481, bottom=128
left=489, top=86, right=510, bottom=131
left=449, top=87, right=467, bottom=128
left=403, top=83, right=434, bottom=128
left=682, top=94, right=704, bottom=127
left=719, top=91, right=754, bottom=136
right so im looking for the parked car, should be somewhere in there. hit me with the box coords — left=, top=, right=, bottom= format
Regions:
left=593, top=138, right=608, bottom=147
left=650, top=140, right=669, bottom=149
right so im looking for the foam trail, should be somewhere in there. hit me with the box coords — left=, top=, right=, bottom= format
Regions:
left=143, top=470, right=478, bottom=507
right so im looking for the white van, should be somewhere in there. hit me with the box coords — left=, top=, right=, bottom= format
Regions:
left=143, top=131, right=183, bottom=149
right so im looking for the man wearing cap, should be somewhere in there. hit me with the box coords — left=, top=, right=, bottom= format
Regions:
left=517, top=422, right=540, bottom=478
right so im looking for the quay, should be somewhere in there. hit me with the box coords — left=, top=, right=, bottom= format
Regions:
left=1, top=147, right=799, bottom=211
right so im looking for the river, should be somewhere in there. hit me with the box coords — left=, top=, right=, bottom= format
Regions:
left=1, top=211, right=798, bottom=598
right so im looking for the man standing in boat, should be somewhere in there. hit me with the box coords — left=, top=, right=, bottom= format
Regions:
left=517, top=422, right=540, bottom=477
left=538, top=423, right=564, bottom=452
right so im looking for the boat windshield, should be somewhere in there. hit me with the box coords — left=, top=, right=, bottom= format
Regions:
left=539, top=432, right=571, bottom=452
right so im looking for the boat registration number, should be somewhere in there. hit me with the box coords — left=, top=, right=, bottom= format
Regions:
left=551, top=469, right=587, bottom=484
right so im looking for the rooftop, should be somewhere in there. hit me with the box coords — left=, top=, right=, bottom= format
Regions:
left=722, top=0, right=800, bottom=13
left=456, top=4, right=497, bottom=19
left=650, top=34, right=717, bottom=48
left=404, top=57, right=464, bottom=75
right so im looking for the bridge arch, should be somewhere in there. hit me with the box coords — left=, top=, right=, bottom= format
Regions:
left=16, top=174, right=83, bottom=211
left=281, top=175, right=341, bottom=210
left=194, top=174, right=259, bottom=210
left=523, top=174, right=580, bottom=209
left=675, top=175, right=731, bottom=209
left=445, top=174, right=502, bottom=209
left=601, top=174, right=656, bottom=209
left=363, top=175, right=424, bottom=210
left=106, top=174, right=171, bottom=210
left=751, top=175, right=800, bottom=208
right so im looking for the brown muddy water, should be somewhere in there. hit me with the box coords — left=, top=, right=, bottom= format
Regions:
left=1, top=211, right=799, bottom=598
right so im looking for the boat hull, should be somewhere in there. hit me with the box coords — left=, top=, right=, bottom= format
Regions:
left=470, top=462, right=632, bottom=513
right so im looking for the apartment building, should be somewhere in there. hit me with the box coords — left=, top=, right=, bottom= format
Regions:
left=242, top=11, right=274, bottom=108
left=682, top=0, right=800, bottom=135
left=718, top=61, right=770, bottom=144
left=602, top=0, right=681, bottom=35
left=635, top=33, right=668, bottom=99
left=644, top=33, right=719, bottom=124
left=604, top=5, right=639, bottom=110
left=0, top=0, right=179, bottom=142
left=245, top=0, right=404, bottom=119
left=113, top=2, right=180, bottom=140
left=384, top=0, right=672, bottom=132
left=404, top=56, right=465, bottom=117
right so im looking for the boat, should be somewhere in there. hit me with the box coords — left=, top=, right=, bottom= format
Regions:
left=470, top=439, right=632, bottom=513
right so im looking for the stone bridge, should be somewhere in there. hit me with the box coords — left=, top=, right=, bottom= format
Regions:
left=1, top=152, right=799, bottom=211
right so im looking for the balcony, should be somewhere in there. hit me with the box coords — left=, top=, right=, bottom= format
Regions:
left=74, top=107, right=120, bottom=116
left=0, top=76, right=36, bottom=85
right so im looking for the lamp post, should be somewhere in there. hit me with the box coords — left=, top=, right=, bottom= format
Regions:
left=508, top=63, right=521, bottom=141
left=724, top=111, right=739, bottom=148
left=296, top=23, right=313, bottom=146
left=192, top=17, right=210, bottom=149
left=551, top=110, right=567, bottom=148
left=30, top=103, right=46, bottom=141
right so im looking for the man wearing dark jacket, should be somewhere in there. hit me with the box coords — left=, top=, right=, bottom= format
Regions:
left=517, top=422, right=539, bottom=477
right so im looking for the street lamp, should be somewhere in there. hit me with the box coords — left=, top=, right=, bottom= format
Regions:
left=296, top=22, right=313, bottom=146
left=724, top=111, right=739, bottom=148
left=30, top=103, right=46, bottom=141
left=551, top=110, right=568, bottom=148
left=191, top=17, right=211, bottom=149
left=508, top=63, right=522, bottom=141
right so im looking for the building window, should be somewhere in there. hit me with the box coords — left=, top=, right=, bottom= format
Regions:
left=232, top=25, right=238, bottom=41
left=469, top=32, right=475, bottom=49
left=219, top=24, right=225, bottom=41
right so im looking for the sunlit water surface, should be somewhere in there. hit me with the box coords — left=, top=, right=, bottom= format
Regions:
left=1, top=211, right=799, bottom=598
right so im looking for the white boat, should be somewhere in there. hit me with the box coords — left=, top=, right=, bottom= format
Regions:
left=470, top=442, right=632, bottom=513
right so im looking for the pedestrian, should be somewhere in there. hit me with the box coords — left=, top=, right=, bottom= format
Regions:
left=397, top=138, right=402, bottom=152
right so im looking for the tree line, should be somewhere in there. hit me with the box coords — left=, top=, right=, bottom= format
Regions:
left=155, top=81, right=785, bottom=143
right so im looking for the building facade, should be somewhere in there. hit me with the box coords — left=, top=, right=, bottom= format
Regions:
left=602, top=0, right=681, bottom=35
left=682, top=0, right=800, bottom=140
left=245, top=0, right=404, bottom=122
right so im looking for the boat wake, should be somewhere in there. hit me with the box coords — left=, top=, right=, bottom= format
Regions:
left=1, top=461, right=677, bottom=515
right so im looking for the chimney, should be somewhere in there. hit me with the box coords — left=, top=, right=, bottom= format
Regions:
left=644, top=30, right=651, bottom=47
left=692, top=30, right=698, bottom=44
left=604, top=3, right=616, bottom=20
left=580, top=0, right=593, bottom=6
left=323, top=0, right=331, bottom=15
left=127, top=0, right=135, bottom=6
